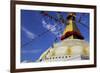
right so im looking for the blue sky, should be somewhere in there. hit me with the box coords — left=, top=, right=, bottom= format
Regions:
left=21, top=10, right=89, bottom=62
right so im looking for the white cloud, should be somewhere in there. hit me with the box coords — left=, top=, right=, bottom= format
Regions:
left=22, top=27, right=36, bottom=39
left=42, top=19, right=56, bottom=31
left=42, top=19, right=62, bottom=37
left=42, top=19, right=47, bottom=25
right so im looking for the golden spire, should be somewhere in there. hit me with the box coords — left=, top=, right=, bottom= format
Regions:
left=61, top=12, right=84, bottom=40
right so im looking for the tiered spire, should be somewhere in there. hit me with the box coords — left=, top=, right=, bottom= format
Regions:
left=61, top=13, right=84, bottom=40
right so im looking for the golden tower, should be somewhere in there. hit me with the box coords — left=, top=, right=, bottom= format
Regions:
left=61, top=13, right=84, bottom=40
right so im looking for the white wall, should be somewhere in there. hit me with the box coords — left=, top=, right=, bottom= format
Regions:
left=0, top=0, right=100, bottom=73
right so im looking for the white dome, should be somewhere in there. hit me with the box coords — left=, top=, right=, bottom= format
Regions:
left=38, top=39, right=89, bottom=61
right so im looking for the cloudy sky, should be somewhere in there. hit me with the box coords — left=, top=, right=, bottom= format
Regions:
left=21, top=10, right=89, bottom=62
